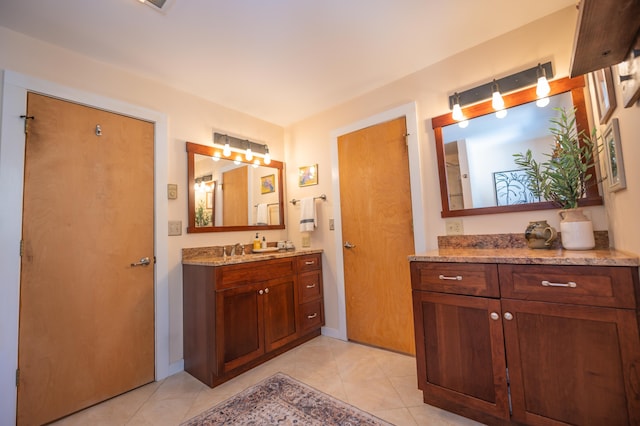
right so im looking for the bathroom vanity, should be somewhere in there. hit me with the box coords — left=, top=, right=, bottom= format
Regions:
left=182, top=248, right=324, bottom=387
left=410, top=246, right=640, bottom=425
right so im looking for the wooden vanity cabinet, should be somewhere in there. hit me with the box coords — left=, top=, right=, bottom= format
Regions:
left=183, top=254, right=324, bottom=387
left=411, top=261, right=640, bottom=426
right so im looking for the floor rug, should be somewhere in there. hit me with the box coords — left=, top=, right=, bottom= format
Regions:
left=181, top=372, right=393, bottom=425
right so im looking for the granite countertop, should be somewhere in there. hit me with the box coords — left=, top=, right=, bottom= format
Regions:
left=182, top=247, right=323, bottom=266
left=409, top=247, right=639, bottom=267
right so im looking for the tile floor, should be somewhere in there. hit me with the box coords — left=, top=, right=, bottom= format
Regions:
left=52, top=336, right=483, bottom=425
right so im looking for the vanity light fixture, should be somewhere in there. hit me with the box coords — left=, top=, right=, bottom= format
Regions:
left=212, top=132, right=271, bottom=166
left=448, top=61, right=554, bottom=123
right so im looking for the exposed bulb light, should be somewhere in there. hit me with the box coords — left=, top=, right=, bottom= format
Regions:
left=536, top=63, right=551, bottom=98
left=458, top=119, right=469, bottom=129
left=253, top=159, right=260, bottom=168
left=491, top=80, right=505, bottom=111
left=234, top=154, right=242, bottom=165
left=223, top=139, right=231, bottom=157
left=536, top=97, right=550, bottom=108
left=245, top=141, right=253, bottom=161
left=212, top=152, right=221, bottom=161
left=495, top=109, right=508, bottom=119
left=451, top=93, right=465, bottom=121
left=263, top=145, right=271, bottom=165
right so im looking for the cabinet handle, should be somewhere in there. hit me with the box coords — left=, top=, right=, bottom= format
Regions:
left=307, top=313, right=318, bottom=319
left=541, top=280, right=577, bottom=288
left=504, top=312, right=514, bottom=321
left=258, top=290, right=264, bottom=295
left=438, top=274, right=462, bottom=281
left=305, top=260, right=315, bottom=265
left=490, top=312, right=500, bottom=320
left=264, top=288, right=269, bottom=294
left=306, top=283, right=316, bottom=288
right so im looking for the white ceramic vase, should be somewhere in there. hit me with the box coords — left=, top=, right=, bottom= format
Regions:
left=559, top=208, right=595, bottom=250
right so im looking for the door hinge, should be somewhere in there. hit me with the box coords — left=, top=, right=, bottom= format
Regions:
left=15, top=368, right=20, bottom=387
left=154, top=256, right=157, bottom=264
left=20, top=115, right=35, bottom=134
left=20, top=240, right=24, bottom=257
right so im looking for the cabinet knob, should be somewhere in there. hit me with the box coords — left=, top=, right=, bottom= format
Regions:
left=490, top=312, right=500, bottom=320
left=504, top=312, right=514, bottom=321
left=258, top=290, right=264, bottom=295
left=307, top=313, right=318, bottom=319
left=306, top=283, right=316, bottom=288
left=264, top=288, right=269, bottom=294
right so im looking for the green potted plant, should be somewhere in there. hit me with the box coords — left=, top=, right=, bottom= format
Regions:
left=195, top=200, right=212, bottom=227
left=514, top=107, right=600, bottom=250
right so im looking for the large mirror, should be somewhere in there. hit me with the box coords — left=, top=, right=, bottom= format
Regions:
left=432, top=76, right=602, bottom=217
left=186, top=142, right=285, bottom=232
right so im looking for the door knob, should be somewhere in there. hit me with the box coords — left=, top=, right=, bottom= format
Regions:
left=344, top=241, right=356, bottom=249
left=130, top=257, right=151, bottom=267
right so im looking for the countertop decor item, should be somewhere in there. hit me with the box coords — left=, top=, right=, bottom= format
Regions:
left=524, top=220, right=557, bottom=249
left=514, top=107, right=600, bottom=250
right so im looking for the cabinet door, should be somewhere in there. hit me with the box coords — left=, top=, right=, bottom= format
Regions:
left=217, top=281, right=265, bottom=372
left=263, top=275, right=299, bottom=352
left=502, top=299, right=640, bottom=426
left=413, top=291, right=510, bottom=423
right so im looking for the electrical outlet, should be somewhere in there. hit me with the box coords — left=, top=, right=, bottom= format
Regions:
left=168, top=220, right=182, bottom=236
left=445, top=219, right=464, bottom=235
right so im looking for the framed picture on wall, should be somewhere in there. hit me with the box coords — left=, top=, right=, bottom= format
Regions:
left=592, top=67, right=617, bottom=124
left=261, top=174, right=275, bottom=194
left=298, top=164, right=318, bottom=187
left=603, top=118, right=626, bottom=192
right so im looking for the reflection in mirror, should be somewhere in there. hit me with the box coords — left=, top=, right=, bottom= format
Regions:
left=443, top=92, right=573, bottom=210
left=432, top=76, right=602, bottom=218
left=187, top=142, right=285, bottom=233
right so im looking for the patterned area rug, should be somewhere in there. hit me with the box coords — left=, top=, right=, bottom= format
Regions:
left=181, top=373, right=393, bottom=425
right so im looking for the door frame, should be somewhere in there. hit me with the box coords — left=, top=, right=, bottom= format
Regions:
left=0, top=69, right=170, bottom=425
left=326, top=102, right=427, bottom=341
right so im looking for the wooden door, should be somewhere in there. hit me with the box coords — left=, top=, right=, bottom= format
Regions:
left=222, top=166, right=248, bottom=226
left=18, top=93, right=155, bottom=425
left=338, top=117, right=416, bottom=354
left=264, top=275, right=298, bottom=352
left=502, top=299, right=640, bottom=425
left=413, top=291, right=510, bottom=424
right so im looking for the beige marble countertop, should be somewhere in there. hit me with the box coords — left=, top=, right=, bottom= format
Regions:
left=409, top=248, right=639, bottom=267
left=182, top=248, right=323, bottom=267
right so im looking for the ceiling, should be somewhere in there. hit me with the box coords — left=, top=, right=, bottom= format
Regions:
left=0, top=0, right=576, bottom=126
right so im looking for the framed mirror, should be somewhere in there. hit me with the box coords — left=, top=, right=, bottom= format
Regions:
left=186, top=142, right=285, bottom=232
left=432, top=76, right=602, bottom=218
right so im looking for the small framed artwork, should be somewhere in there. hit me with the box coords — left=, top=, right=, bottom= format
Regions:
left=298, top=164, right=318, bottom=187
left=603, top=118, right=626, bottom=192
left=592, top=67, right=617, bottom=124
left=617, top=36, right=640, bottom=108
left=261, top=174, right=275, bottom=194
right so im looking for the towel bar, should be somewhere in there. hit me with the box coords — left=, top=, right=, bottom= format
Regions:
left=289, top=194, right=327, bottom=205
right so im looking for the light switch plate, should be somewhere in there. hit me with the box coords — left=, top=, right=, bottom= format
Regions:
left=168, top=220, right=182, bottom=236
left=167, top=184, right=178, bottom=200
left=301, top=234, right=311, bottom=247
left=445, top=219, right=464, bottom=235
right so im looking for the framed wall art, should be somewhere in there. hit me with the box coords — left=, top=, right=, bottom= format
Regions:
left=298, top=164, right=318, bottom=187
left=592, top=67, right=617, bottom=124
left=603, top=118, right=626, bottom=192
left=617, top=36, right=640, bottom=108
left=260, top=174, right=275, bottom=194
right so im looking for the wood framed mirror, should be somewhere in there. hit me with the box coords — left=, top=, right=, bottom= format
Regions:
left=432, top=76, right=602, bottom=218
left=186, top=142, right=285, bottom=232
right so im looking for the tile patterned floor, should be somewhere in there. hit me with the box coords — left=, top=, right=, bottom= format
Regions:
left=52, top=336, right=483, bottom=425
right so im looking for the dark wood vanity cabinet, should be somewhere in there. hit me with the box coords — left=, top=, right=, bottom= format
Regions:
left=411, top=261, right=640, bottom=426
left=183, top=253, right=324, bottom=387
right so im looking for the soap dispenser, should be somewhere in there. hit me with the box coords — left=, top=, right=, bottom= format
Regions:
left=253, top=233, right=261, bottom=250
left=261, top=236, right=267, bottom=249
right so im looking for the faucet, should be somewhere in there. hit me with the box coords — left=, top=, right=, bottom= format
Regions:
left=234, top=243, right=245, bottom=256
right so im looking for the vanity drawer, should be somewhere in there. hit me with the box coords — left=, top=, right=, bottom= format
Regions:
left=410, top=262, right=499, bottom=297
left=219, top=258, right=295, bottom=288
left=299, top=300, right=324, bottom=332
left=498, top=264, right=637, bottom=309
left=299, top=270, right=322, bottom=303
left=297, top=253, right=321, bottom=273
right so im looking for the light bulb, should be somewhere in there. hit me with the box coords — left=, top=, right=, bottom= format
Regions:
left=223, top=142, right=231, bottom=157
left=492, top=90, right=504, bottom=110
left=536, top=64, right=551, bottom=98
left=458, top=120, right=469, bottom=129
left=212, top=152, right=221, bottom=161
left=536, top=97, right=550, bottom=108
left=452, top=103, right=464, bottom=121
left=245, top=147, right=253, bottom=161
left=234, top=154, right=242, bottom=165
left=495, top=109, right=508, bottom=119
left=264, top=151, right=271, bottom=165
left=253, top=159, right=260, bottom=168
